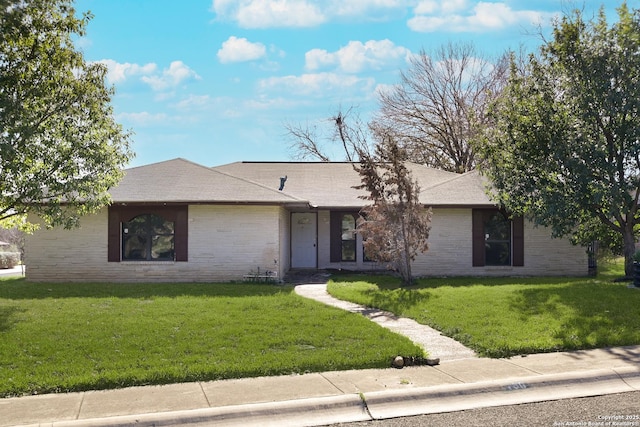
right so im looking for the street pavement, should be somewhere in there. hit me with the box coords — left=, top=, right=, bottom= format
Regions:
left=1, top=281, right=639, bottom=426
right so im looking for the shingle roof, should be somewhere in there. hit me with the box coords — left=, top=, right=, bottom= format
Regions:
left=213, top=161, right=495, bottom=208
left=109, top=158, right=306, bottom=204
left=213, top=162, right=368, bottom=208
left=109, top=158, right=497, bottom=207
left=419, top=169, right=496, bottom=206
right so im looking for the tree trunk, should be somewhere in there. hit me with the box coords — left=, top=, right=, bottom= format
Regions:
left=399, top=217, right=413, bottom=286
left=623, top=226, right=636, bottom=278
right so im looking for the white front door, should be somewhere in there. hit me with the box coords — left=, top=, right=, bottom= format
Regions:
left=291, top=213, right=317, bottom=268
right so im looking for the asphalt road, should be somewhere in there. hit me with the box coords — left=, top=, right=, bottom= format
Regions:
left=330, top=391, right=640, bottom=427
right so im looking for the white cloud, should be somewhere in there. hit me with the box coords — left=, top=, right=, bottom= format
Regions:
left=211, top=0, right=411, bottom=28
left=331, top=0, right=406, bottom=17
left=212, top=1, right=556, bottom=32
left=94, top=59, right=157, bottom=84
left=258, top=72, right=375, bottom=96
left=305, top=39, right=412, bottom=73
left=141, top=61, right=200, bottom=91
left=217, top=36, right=267, bottom=63
left=212, top=0, right=325, bottom=28
left=173, top=94, right=212, bottom=110
left=408, top=1, right=555, bottom=33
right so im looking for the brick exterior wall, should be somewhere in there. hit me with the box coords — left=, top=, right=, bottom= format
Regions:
left=24, top=205, right=587, bottom=282
left=316, top=208, right=586, bottom=276
left=25, top=205, right=284, bottom=282
left=412, top=208, right=587, bottom=277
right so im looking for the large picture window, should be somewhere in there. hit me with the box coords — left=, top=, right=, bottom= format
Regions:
left=122, top=214, right=175, bottom=261
left=108, top=205, right=188, bottom=262
left=472, top=209, right=524, bottom=267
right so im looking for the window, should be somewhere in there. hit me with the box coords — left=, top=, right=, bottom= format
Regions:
left=472, top=209, right=524, bottom=267
left=122, top=214, right=175, bottom=261
left=341, top=214, right=357, bottom=261
left=330, top=211, right=359, bottom=262
left=108, top=205, right=188, bottom=262
left=484, top=212, right=511, bottom=266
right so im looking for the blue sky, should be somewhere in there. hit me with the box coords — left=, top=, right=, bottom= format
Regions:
left=74, top=0, right=619, bottom=167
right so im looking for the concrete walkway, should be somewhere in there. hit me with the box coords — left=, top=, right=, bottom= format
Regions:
left=294, top=284, right=477, bottom=361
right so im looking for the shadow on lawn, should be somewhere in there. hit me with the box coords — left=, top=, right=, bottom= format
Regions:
left=510, top=282, right=640, bottom=352
left=362, top=287, right=432, bottom=316
left=0, top=277, right=294, bottom=300
left=331, top=274, right=432, bottom=314
left=0, top=305, right=26, bottom=332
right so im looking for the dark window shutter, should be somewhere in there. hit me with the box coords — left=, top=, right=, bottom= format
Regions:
left=175, top=206, right=188, bottom=261
left=472, top=209, right=485, bottom=267
left=512, top=216, right=524, bottom=266
left=330, top=211, right=342, bottom=262
left=108, top=207, right=120, bottom=262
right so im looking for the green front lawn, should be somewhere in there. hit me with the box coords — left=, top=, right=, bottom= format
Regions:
left=328, top=259, right=640, bottom=358
left=0, top=279, right=423, bottom=397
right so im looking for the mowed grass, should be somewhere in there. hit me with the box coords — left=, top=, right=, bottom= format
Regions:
left=0, top=279, right=423, bottom=397
left=327, top=259, right=640, bottom=358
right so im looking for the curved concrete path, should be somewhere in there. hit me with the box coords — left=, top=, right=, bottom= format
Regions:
left=295, top=284, right=477, bottom=361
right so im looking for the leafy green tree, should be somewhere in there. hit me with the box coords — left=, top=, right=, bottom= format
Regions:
left=0, top=0, right=133, bottom=229
left=354, top=135, right=432, bottom=286
left=476, top=3, right=640, bottom=276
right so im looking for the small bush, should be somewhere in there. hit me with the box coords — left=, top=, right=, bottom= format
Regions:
left=0, top=252, right=20, bottom=268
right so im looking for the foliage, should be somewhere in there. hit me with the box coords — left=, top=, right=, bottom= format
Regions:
left=354, top=136, right=432, bottom=286
left=0, top=0, right=133, bottom=230
left=375, top=41, right=509, bottom=173
left=475, top=3, right=640, bottom=276
left=0, top=225, right=24, bottom=259
left=0, top=280, right=423, bottom=397
left=0, top=251, right=19, bottom=268
left=328, top=259, right=640, bottom=358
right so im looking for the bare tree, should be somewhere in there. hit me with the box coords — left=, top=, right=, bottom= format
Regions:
left=285, top=108, right=372, bottom=162
left=354, top=135, right=432, bottom=286
left=375, top=41, right=509, bottom=173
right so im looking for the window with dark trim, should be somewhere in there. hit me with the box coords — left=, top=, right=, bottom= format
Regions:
left=330, top=211, right=359, bottom=262
left=341, top=214, right=357, bottom=261
left=108, top=205, right=188, bottom=262
left=122, top=214, right=175, bottom=261
left=472, top=209, right=524, bottom=267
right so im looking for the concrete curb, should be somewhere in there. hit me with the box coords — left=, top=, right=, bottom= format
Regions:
left=39, top=394, right=369, bottom=427
left=364, top=366, right=640, bottom=420
left=24, top=367, right=640, bottom=427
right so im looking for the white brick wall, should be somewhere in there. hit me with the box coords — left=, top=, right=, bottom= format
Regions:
left=315, top=207, right=586, bottom=275
left=25, top=205, right=284, bottom=282
left=24, top=205, right=588, bottom=282
left=412, top=208, right=587, bottom=277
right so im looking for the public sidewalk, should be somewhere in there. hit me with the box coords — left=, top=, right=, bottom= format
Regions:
left=1, top=346, right=639, bottom=426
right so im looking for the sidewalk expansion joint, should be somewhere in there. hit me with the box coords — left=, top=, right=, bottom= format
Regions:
left=319, top=372, right=351, bottom=394
left=198, top=382, right=212, bottom=407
